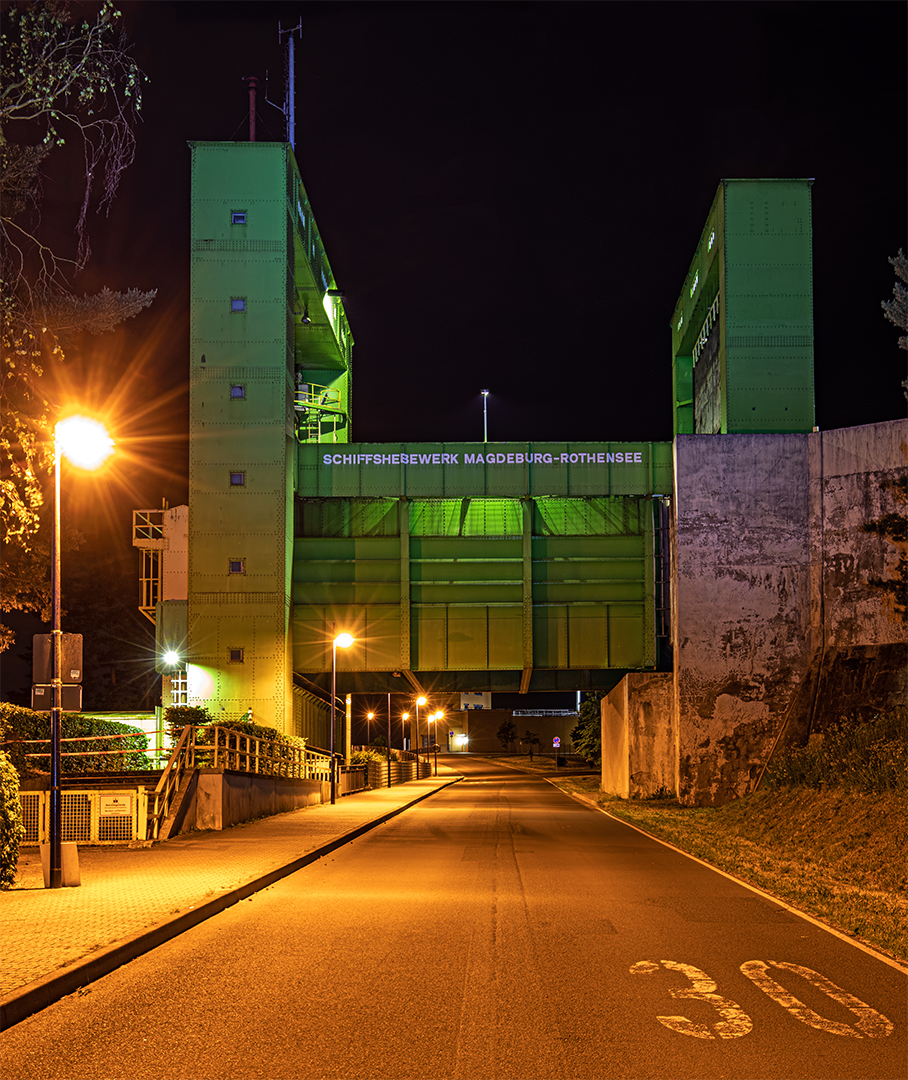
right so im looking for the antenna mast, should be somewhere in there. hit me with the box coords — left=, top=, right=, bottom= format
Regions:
left=280, top=20, right=303, bottom=150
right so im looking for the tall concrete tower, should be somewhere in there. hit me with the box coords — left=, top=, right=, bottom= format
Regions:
left=186, top=140, right=352, bottom=735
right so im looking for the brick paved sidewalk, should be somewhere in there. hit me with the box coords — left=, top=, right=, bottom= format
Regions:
left=1, top=771, right=460, bottom=1028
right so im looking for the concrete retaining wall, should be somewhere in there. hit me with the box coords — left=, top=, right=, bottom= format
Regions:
left=601, top=419, right=906, bottom=808
left=601, top=673, right=674, bottom=798
left=175, top=770, right=325, bottom=834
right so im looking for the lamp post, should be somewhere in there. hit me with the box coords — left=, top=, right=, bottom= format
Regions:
left=401, top=712, right=409, bottom=752
left=481, top=389, right=489, bottom=443
left=330, top=630, right=354, bottom=804
left=49, top=415, right=114, bottom=889
left=414, top=695, right=427, bottom=766
left=429, top=710, right=444, bottom=775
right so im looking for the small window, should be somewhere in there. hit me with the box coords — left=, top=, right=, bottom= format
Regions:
left=228, top=648, right=245, bottom=664
left=229, top=471, right=245, bottom=487
left=231, top=211, right=247, bottom=225
left=231, top=297, right=246, bottom=313
left=228, top=559, right=245, bottom=575
left=230, top=385, right=246, bottom=399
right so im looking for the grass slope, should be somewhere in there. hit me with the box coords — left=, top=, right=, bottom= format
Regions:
left=551, top=775, right=907, bottom=963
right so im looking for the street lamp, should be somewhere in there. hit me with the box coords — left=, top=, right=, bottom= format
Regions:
left=481, top=389, right=490, bottom=443
left=330, top=630, right=355, bottom=804
left=414, top=695, right=427, bottom=763
left=401, top=712, right=409, bottom=751
left=49, top=415, right=114, bottom=889
left=429, top=710, right=444, bottom=775
left=366, top=711, right=375, bottom=745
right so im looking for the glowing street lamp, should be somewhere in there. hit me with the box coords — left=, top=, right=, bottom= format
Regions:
left=481, top=389, right=490, bottom=443
left=49, top=415, right=114, bottom=889
left=414, top=695, right=427, bottom=761
left=429, top=710, right=445, bottom=775
left=330, top=630, right=354, bottom=804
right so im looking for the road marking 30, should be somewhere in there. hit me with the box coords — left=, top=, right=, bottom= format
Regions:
left=740, top=960, right=894, bottom=1039
left=630, top=961, right=752, bottom=1039
left=630, top=960, right=894, bottom=1040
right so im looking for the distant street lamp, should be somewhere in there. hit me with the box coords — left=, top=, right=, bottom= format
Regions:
left=481, top=389, right=490, bottom=443
left=49, top=415, right=115, bottom=889
left=414, top=695, right=427, bottom=764
left=401, top=712, right=409, bottom=751
left=429, top=710, right=444, bottom=775
left=330, top=630, right=355, bottom=804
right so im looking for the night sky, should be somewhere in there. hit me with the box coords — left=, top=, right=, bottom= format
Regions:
left=2, top=1, right=906, bottom=701
left=76, top=0, right=907, bottom=511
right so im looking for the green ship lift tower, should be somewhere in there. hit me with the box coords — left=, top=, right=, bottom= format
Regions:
left=136, top=100, right=815, bottom=750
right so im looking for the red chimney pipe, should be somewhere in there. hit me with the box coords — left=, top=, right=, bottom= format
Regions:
left=243, top=75, right=259, bottom=142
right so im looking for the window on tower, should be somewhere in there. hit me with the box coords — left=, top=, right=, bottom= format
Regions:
left=228, top=559, right=245, bottom=575
left=228, top=648, right=245, bottom=664
left=229, top=471, right=245, bottom=487
left=230, top=385, right=246, bottom=399
left=231, top=211, right=247, bottom=225
left=231, top=297, right=246, bottom=313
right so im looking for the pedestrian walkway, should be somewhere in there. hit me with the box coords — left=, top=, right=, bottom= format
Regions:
left=1, top=769, right=462, bottom=1029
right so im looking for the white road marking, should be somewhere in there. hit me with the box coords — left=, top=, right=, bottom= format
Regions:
left=630, top=960, right=753, bottom=1040
left=740, top=960, right=895, bottom=1039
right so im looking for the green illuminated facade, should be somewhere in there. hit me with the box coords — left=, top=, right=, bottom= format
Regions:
left=186, top=141, right=352, bottom=738
left=671, top=179, right=815, bottom=436
left=172, top=147, right=818, bottom=742
left=179, top=139, right=672, bottom=737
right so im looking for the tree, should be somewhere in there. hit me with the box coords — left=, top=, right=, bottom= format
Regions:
left=521, top=729, right=540, bottom=759
left=880, top=249, right=907, bottom=401
left=570, top=691, right=604, bottom=766
left=496, top=719, right=516, bottom=752
left=0, top=1, right=154, bottom=645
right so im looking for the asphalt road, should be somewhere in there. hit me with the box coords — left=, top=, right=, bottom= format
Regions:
left=3, top=757, right=905, bottom=1080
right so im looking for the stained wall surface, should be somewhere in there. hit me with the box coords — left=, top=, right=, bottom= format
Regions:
left=672, top=420, right=906, bottom=806
left=602, top=420, right=906, bottom=807
left=601, top=673, right=674, bottom=798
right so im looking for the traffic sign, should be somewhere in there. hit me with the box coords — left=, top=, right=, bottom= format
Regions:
left=553, top=736, right=561, bottom=747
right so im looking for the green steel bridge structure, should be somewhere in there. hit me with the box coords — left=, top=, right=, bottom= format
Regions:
left=139, top=139, right=814, bottom=749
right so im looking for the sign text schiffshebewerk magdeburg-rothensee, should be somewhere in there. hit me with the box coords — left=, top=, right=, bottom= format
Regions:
left=321, top=448, right=646, bottom=467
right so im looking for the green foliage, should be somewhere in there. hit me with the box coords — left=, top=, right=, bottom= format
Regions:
left=350, top=748, right=392, bottom=765
left=765, top=711, right=907, bottom=794
left=0, top=702, right=149, bottom=775
left=496, top=719, right=516, bottom=751
left=163, top=704, right=211, bottom=744
left=1, top=0, right=154, bottom=613
left=0, top=750, right=25, bottom=889
left=520, top=730, right=540, bottom=758
left=570, top=691, right=604, bottom=766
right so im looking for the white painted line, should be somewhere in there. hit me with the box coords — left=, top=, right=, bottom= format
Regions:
left=551, top=781, right=908, bottom=975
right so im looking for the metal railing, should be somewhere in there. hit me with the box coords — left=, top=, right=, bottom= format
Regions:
left=146, top=725, right=337, bottom=841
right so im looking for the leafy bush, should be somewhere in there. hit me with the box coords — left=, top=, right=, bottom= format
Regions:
left=163, top=704, right=211, bottom=744
left=0, top=703, right=149, bottom=775
left=0, top=750, right=25, bottom=888
left=350, top=747, right=397, bottom=765
left=765, top=711, right=907, bottom=793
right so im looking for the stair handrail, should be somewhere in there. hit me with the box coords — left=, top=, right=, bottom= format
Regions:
left=146, top=724, right=194, bottom=841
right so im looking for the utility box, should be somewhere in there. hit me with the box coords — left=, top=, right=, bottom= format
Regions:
left=32, top=634, right=83, bottom=683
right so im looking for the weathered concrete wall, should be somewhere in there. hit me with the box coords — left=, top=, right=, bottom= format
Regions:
left=671, top=420, right=907, bottom=806
left=601, top=673, right=674, bottom=798
left=176, top=769, right=324, bottom=833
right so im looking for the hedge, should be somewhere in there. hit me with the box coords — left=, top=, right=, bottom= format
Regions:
left=0, top=703, right=149, bottom=776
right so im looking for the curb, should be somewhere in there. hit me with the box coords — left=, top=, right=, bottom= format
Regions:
left=1, top=776, right=462, bottom=1030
